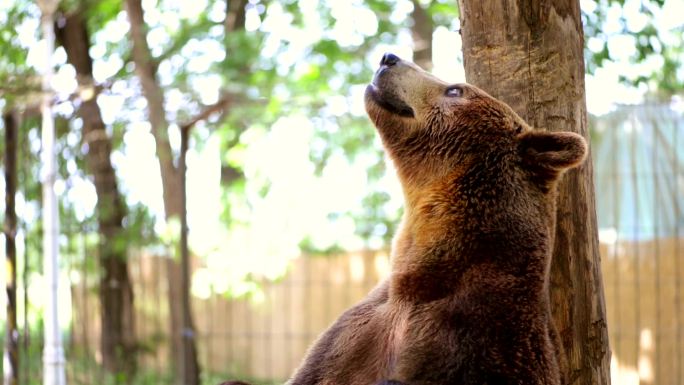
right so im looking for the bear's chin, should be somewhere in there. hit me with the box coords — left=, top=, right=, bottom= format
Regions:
left=365, top=84, right=415, bottom=118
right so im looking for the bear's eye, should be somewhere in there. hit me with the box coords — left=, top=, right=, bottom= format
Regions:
left=445, top=86, right=463, bottom=98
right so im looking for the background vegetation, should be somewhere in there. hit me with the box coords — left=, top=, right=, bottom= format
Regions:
left=0, top=0, right=682, bottom=384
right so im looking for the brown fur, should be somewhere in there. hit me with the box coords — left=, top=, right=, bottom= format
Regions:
left=222, top=55, right=586, bottom=385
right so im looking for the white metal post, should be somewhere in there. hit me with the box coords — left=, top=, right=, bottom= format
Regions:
left=37, top=0, right=66, bottom=384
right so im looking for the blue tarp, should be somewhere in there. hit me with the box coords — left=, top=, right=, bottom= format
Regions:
left=592, top=103, right=684, bottom=241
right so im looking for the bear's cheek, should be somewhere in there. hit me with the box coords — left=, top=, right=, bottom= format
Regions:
left=366, top=104, right=399, bottom=132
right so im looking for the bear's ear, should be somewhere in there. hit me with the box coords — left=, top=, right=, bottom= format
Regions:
left=518, top=131, right=587, bottom=173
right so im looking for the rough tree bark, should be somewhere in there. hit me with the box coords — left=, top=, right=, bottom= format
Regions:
left=124, top=0, right=200, bottom=383
left=3, top=111, right=19, bottom=385
left=458, top=1, right=611, bottom=384
left=55, top=10, right=137, bottom=379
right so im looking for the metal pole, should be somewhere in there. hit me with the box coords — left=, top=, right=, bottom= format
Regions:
left=37, top=0, right=66, bottom=384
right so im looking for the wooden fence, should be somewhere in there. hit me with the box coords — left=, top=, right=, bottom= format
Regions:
left=65, top=237, right=684, bottom=384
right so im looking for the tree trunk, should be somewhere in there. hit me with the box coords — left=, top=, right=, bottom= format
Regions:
left=3, top=111, right=19, bottom=385
left=458, top=1, right=611, bottom=384
left=124, top=0, right=200, bottom=383
left=410, top=0, right=433, bottom=71
left=225, top=0, right=248, bottom=34
left=55, top=10, right=137, bottom=380
left=178, top=125, right=199, bottom=385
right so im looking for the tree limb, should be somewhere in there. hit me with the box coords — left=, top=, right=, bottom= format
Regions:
left=125, top=0, right=180, bottom=217
left=179, top=95, right=233, bottom=132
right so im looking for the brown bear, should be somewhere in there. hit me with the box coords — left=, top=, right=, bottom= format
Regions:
left=225, top=53, right=587, bottom=385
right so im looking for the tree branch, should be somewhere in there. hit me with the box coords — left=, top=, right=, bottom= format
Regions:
left=125, top=0, right=181, bottom=217
left=179, top=95, right=233, bottom=132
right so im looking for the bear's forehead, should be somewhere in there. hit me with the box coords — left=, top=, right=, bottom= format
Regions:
left=458, top=87, right=528, bottom=129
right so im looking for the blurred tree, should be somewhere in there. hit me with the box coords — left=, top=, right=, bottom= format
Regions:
left=3, top=111, right=19, bottom=385
left=410, top=0, right=434, bottom=70
left=1, top=7, right=46, bottom=384
left=55, top=6, right=136, bottom=381
left=122, top=0, right=202, bottom=381
left=459, top=1, right=611, bottom=384
left=121, top=0, right=233, bottom=381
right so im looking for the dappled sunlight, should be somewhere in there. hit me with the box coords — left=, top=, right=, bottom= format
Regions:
left=114, top=122, right=166, bottom=220
left=638, top=329, right=654, bottom=382
left=611, top=355, right=640, bottom=385
left=349, top=253, right=365, bottom=282
left=192, top=114, right=394, bottom=293
left=600, top=235, right=684, bottom=384
left=432, top=26, right=464, bottom=83
left=374, top=252, right=392, bottom=277
left=609, top=328, right=657, bottom=385
left=584, top=0, right=684, bottom=115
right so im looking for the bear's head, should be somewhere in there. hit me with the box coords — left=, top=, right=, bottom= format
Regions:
left=365, top=53, right=586, bottom=204
left=364, top=53, right=587, bottom=253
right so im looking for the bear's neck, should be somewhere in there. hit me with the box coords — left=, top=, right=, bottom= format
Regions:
left=389, top=182, right=556, bottom=304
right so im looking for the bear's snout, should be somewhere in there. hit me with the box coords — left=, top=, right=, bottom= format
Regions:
left=368, top=62, right=415, bottom=119
left=368, top=54, right=451, bottom=122
left=380, top=52, right=401, bottom=66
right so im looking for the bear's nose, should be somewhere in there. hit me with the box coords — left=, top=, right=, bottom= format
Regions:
left=380, top=53, right=400, bottom=66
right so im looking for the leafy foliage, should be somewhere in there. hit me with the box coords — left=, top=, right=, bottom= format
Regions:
left=0, top=2, right=40, bottom=108
left=0, top=0, right=680, bottom=287
left=583, top=0, right=684, bottom=96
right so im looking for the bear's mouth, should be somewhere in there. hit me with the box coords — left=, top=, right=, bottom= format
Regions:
left=366, top=84, right=415, bottom=118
